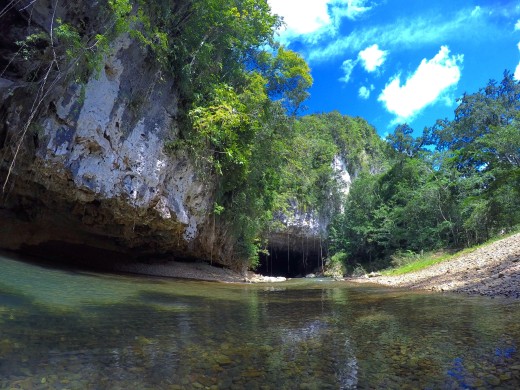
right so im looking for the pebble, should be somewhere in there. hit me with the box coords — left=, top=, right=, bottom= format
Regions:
left=215, top=354, right=232, bottom=365
left=351, top=233, right=520, bottom=298
left=484, top=374, right=501, bottom=386
left=244, top=370, right=262, bottom=378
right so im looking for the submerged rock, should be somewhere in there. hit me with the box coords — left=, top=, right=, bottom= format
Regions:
left=247, top=275, right=287, bottom=283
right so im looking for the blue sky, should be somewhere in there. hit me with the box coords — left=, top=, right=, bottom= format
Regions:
left=267, top=0, right=520, bottom=137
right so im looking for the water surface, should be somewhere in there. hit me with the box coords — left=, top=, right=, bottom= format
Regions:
left=1, top=253, right=519, bottom=389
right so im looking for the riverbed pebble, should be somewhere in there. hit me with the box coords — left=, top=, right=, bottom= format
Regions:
left=352, top=233, right=520, bottom=299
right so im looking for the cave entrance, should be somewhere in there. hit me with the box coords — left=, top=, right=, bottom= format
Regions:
left=258, top=246, right=324, bottom=278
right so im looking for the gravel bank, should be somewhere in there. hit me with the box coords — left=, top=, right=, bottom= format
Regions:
left=352, top=233, right=520, bottom=298
left=116, top=260, right=287, bottom=283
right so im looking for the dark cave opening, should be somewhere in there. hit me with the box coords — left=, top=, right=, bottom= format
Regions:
left=257, top=246, right=324, bottom=278
left=6, top=240, right=205, bottom=276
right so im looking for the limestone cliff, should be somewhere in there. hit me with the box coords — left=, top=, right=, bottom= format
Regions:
left=262, top=155, right=352, bottom=276
left=0, top=1, right=386, bottom=274
left=0, top=1, right=234, bottom=267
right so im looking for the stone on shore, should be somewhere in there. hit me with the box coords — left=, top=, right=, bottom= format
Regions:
left=350, top=233, right=520, bottom=299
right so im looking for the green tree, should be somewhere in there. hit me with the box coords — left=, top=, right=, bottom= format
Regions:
left=330, top=71, right=520, bottom=271
left=156, top=0, right=314, bottom=268
left=428, top=70, right=520, bottom=172
left=386, top=123, right=423, bottom=158
left=255, top=47, right=313, bottom=114
left=427, top=71, right=520, bottom=242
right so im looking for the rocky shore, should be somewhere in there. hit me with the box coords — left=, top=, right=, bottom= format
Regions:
left=112, top=232, right=519, bottom=295
left=352, top=233, right=520, bottom=299
left=116, top=260, right=287, bottom=283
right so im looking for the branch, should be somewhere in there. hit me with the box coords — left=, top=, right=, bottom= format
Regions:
left=49, top=0, right=60, bottom=72
left=0, top=0, right=24, bottom=19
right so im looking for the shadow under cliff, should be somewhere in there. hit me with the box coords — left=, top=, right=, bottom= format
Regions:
left=258, top=235, right=326, bottom=278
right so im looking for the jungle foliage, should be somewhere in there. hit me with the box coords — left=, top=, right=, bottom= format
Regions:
left=134, top=1, right=384, bottom=268
left=328, top=71, right=520, bottom=272
left=6, top=0, right=313, bottom=268
left=6, top=1, right=518, bottom=271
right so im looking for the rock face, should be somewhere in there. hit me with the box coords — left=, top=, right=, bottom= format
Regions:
left=0, top=1, right=374, bottom=274
left=0, top=2, right=234, bottom=267
left=262, top=157, right=352, bottom=277
left=266, top=202, right=327, bottom=273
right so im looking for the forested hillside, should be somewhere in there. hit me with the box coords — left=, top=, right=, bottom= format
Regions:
left=0, top=0, right=518, bottom=273
left=329, top=72, right=520, bottom=272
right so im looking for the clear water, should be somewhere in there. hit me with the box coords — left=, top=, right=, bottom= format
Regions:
left=1, top=253, right=519, bottom=389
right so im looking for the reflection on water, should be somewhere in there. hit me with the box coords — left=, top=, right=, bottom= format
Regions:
left=1, top=254, right=520, bottom=389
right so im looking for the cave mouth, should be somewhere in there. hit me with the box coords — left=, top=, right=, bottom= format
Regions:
left=9, top=240, right=203, bottom=275
left=257, top=247, right=324, bottom=278
left=12, top=240, right=146, bottom=273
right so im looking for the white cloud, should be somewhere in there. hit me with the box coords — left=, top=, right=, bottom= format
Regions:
left=339, top=44, right=387, bottom=84
left=333, top=0, right=374, bottom=21
left=268, top=0, right=331, bottom=37
left=348, top=0, right=373, bottom=18
left=358, top=86, right=370, bottom=99
left=515, top=19, right=520, bottom=30
left=515, top=41, right=520, bottom=81
left=378, top=46, right=463, bottom=122
left=471, top=6, right=481, bottom=18
left=268, top=0, right=375, bottom=44
left=308, top=6, right=486, bottom=63
left=358, top=44, right=388, bottom=72
left=339, top=59, right=357, bottom=83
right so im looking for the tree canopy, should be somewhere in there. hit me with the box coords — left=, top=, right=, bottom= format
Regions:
left=6, top=0, right=518, bottom=271
left=328, top=72, right=520, bottom=272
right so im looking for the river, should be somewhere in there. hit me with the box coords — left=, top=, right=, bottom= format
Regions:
left=1, top=252, right=519, bottom=389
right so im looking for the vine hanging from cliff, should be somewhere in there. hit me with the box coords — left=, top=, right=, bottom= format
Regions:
left=0, top=0, right=141, bottom=192
left=1, top=0, right=314, bottom=269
